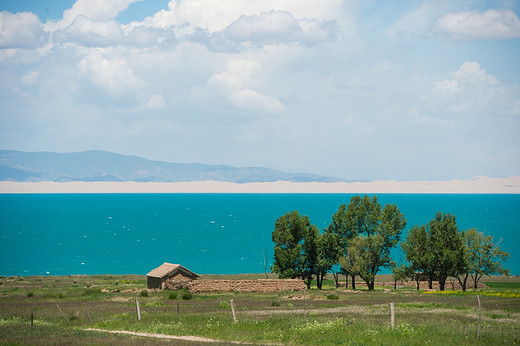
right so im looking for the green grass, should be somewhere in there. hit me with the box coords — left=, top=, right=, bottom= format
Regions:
left=1, top=274, right=519, bottom=345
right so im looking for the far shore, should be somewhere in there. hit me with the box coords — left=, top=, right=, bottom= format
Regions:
left=0, top=176, right=519, bottom=194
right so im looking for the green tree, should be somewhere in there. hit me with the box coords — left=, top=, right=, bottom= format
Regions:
left=326, top=203, right=358, bottom=287
left=315, top=231, right=342, bottom=289
left=390, top=262, right=412, bottom=290
left=272, top=210, right=326, bottom=289
left=402, top=225, right=436, bottom=289
left=429, top=212, right=466, bottom=291
left=271, top=210, right=307, bottom=279
left=464, top=228, right=510, bottom=290
left=301, top=223, right=319, bottom=289
left=342, top=195, right=407, bottom=290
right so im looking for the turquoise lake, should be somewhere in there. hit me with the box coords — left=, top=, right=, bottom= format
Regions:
left=0, top=194, right=518, bottom=276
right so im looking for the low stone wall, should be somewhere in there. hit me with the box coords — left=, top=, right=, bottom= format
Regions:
left=339, top=280, right=488, bottom=290
left=163, top=278, right=305, bottom=293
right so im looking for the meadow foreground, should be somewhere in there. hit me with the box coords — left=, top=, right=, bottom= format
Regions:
left=0, top=274, right=519, bottom=345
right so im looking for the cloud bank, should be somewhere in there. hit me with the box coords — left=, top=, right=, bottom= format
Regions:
left=0, top=0, right=519, bottom=181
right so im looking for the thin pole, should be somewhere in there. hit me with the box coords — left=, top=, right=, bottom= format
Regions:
left=230, top=299, right=237, bottom=323
left=84, top=303, right=92, bottom=323
left=390, top=302, right=395, bottom=329
left=477, top=295, right=481, bottom=339
left=135, top=299, right=141, bottom=321
left=31, top=312, right=34, bottom=327
left=57, top=304, right=69, bottom=324
left=304, top=289, right=307, bottom=323
left=176, top=292, right=180, bottom=321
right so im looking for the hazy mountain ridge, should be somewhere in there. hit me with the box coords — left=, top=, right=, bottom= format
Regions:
left=0, top=150, right=344, bottom=183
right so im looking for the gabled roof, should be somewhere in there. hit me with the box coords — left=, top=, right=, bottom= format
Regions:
left=146, top=262, right=199, bottom=278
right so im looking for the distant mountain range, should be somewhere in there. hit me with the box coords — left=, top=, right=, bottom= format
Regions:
left=0, top=150, right=344, bottom=183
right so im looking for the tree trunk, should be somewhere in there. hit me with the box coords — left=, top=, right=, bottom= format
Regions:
left=428, top=279, right=433, bottom=289
left=394, top=279, right=397, bottom=290
left=367, top=281, right=374, bottom=291
left=439, top=275, right=447, bottom=291
left=416, top=279, right=420, bottom=290
left=351, top=275, right=356, bottom=290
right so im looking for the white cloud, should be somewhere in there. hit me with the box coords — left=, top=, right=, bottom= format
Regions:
left=144, top=94, right=165, bottom=109
left=432, top=61, right=515, bottom=114
left=45, top=0, right=141, bottom=32
left=205, top=59, right=285, bottom=112
left=77, top=50, right=144, bottom=96
left=0, top=11, right=46, bottom=48
left=434, top=9, right=520, bottom=40
left=53, top=15, right=124, bottom=47
left=21, top=71, right=40, bottom=85
left=132, top=0, right=343, bottom=34
left=384, top=3, right=438, bottom=39
left=221, top=10, right=337, bottom=47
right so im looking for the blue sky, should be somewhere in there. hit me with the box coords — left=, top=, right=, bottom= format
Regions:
left=0, top=0, right=519, bottom=181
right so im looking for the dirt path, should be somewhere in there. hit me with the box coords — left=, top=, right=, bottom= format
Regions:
left=84, top=328, right=250, bottom=344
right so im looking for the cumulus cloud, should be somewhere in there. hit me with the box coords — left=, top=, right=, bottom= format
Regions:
left=203, top=59, right=285, bottom=112
left=45, top=0, right=141, bottom=32
left=223, top=11, right=337, bottom=46
left=190, top=10, right=337, bottom=51
left=0, top=11, right=46, bottom=48
left=434, top=9, right=520, bottom=40
left=432, top=61, right=517, bottom=114
left=53, top=15, right=124, bottom=47
left=144, top=94, right=165, bottom=109
left=125, top=25, right=176, bottom=47
left=77, top=50, right=144, bottom=96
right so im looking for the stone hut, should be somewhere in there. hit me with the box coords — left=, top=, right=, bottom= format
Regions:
left=146, top=262, right=199, bottom=289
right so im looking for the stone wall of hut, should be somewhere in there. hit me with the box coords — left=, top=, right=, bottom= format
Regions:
left=163, top=278, right=305, bottom=293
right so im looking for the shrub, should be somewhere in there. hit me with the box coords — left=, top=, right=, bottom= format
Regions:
left=326, top=294, right=339, bottom=300
left=168, top=291, right=177, bottom=300
left=140, top=290, right=149, bottom=297
left=27, top=292, right=34, bottom=297
left=181, top=290, right=193, bottom=300
left=271, top=301, right=281, bottom=307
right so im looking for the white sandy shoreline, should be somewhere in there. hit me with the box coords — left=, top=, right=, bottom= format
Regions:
left=0, top=176, right=519, bottom=194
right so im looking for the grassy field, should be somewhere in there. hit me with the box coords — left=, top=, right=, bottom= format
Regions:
left=1, top=274, right=519, bottom=345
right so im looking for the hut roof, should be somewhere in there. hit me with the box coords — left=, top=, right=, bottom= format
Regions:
left=146, top=262, right=199, bottom=279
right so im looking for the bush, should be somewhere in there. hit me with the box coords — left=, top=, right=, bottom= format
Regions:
left=181, top=290, right=193, bottom=300
left=326, top=294, right=339, bottom=300
left=27, top=292, right=34, bottom=297
left=168, top=291, right=177, bottom=300
left=271, top=301, right=281, bottom=307
left=140, top=290, right=149, bottom=297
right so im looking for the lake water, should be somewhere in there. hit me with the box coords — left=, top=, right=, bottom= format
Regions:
left=0, top=194, right=518, bottom=276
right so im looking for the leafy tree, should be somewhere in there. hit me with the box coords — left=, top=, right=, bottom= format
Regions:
left=429, top=212, right=466, bottom=291
left=464, top=228, right=510, bottom=289
left=390, top=262, right=412, bottom=290
left=326, top=203, right=358, bottom=286
left=271, top=210, right=327, bottom=289
left=341, top=195, right=406, bottom=290
left=301, top=223, right=319, bottom=289
left=271, top=210, right=307, bottom=279
left=315, top=231, right=341, bottom=289
left=402, top=225, right=436, bottom=289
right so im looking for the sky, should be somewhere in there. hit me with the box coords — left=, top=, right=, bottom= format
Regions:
left=0, top=0, right=519, bottom=181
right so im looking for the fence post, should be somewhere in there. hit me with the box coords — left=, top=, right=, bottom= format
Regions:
left=135, top=298, right=141, bottom=321
left=390, top=302, right=395, bottom=329
left=84, top=303, right=92, bottom=323
left=56, top=304, right=69, bottom=324
left=304, top=289, right=307, bottom=324
left=230, top=299, right=237, bottom=323
left=476, top=295, right=481, bottom=339
left=176, top=292, right=181, bottom=322
left=31, top=312, right=34, bottom=327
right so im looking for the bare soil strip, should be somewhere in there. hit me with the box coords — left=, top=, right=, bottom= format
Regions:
left=84, top=328, right=248, bottom=344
